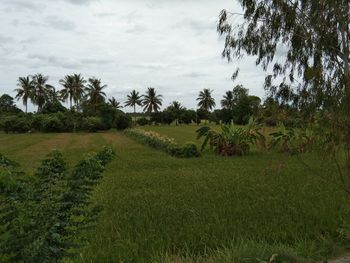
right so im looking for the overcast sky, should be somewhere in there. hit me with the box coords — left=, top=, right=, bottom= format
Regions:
left=0, top=0, right=267, bottom=112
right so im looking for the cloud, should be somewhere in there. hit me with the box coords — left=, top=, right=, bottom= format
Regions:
left=45, top=16, right=76, bottom=31
left=0, top=34, right=14, bottom=43
left=61, top=0, right=98, bottom=5
left=80, top=58, right=114, bottom=65
left=182, top=72, right=209, bottom=78
left=27, top=54, right=80, bottom=69
left=172, top=18, right=216, bottom=35
left=2, top=0, right=45, bottom=12
left=94, top=12, right=116, bottom=17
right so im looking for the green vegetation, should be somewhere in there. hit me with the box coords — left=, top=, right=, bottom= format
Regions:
left=0, top=146, right=115, bottom=262
left=0, top=130, right=349, bottom=262
left=125, top=128, right=200, bottom=158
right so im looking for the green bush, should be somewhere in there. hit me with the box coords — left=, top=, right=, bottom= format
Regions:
left=41, top=115, right=64, bottom=132
left=137, top=117, right=150, bottom=126
left=115, top=113, right=132, bottom=130
left=81, top=117, right=104, bottom=132
left=181, top=142, right=201, bottom=158
left=196, top=118, right=265, bottom=156
left=125, top=129, right=200, bottom=158
left=0, top=115, right=31, bottom=133
left=0, top=147, right=115, bottom=262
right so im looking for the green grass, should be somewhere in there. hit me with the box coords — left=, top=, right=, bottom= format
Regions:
left=0, top=127, right=349, bottom=262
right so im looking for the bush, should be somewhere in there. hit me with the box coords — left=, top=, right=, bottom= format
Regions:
left=0, top=115, right=31, bottom=133
left=125, top=129, right=200, bottom=158
left=115, top=113, right=132, bottom=130
left=137, top=117, right=150, bottom=126
left=41, top=115, right=64, bottom=132
left=0, top=147, right=115, bottom=262
left=81, top=117, right=104, bottom=132
left=196, top=118, right=265, bottom=157
left=180, top=142, right=201, bottom=158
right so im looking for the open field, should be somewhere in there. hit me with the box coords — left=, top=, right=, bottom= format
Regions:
left=1, top=127, right=349, bottom=262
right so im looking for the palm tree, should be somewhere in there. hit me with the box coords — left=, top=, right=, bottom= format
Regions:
left=15, top=76, right=34, bottom=113
left=168, top=101, right=184, bottom=126
left=60, top=74, right=86, bottom=109
left=125, top=90, right=142, bottom=123
left=169, top=101, right=184, bottom=111
left=72, top=74, right=86, bottom=107
left=125, top=90, right=142, bottom=113
left=85, top=78, right=107, bottom=106
left=142, top=87, right=162, bottom=113
left=221, top=91, right=234, bottom=110
left=197, top=89, right=216, bottom=112
left=109, top=97, right=123, bottom=110
left=59, top=75, right=75, bottom=109
left=32, top=74, right=55, bottom=112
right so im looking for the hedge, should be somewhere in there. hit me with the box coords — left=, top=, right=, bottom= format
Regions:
left=124, top=128, right=200, bottom=158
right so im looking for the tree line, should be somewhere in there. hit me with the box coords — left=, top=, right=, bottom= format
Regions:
left=0, top=73, right=307, bottom=132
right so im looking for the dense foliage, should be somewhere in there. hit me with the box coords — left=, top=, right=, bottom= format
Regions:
left=125, top=128, right=200, bottom=158
left=0, top=147, right=115, bottom=262
left=218, top=0, right=350, bottom=116
left=196, top=118, right=265, bottom=156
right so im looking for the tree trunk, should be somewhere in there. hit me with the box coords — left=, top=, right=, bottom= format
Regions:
left=25, top=101, right=27, bottom=113
left=134, top=105, right=136, bottom=124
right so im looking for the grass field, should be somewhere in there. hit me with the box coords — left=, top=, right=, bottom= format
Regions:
left=1, top=126, right=349, bottom=262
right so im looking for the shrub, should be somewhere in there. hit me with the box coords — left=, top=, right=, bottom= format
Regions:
left=196, top=118, right=265, bottom=156
left=137, top=117, right=150, bottom=126
left=0, top=147, right=115, bottom=262
left=81, top=117, right=104, bottom=132
left=0, top=115, right=31, bottom=133
left=181, top=142, right=201, bottom=158
left=125, top=129, right=200, bottom=158
left=269, top=124, right=314, bottom=154
left=41, top=115, right=64, bottom=132
left=115, top=113, right=132, bottom=130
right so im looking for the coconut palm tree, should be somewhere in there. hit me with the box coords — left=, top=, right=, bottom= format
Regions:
left=221, top=91, right=234, bottom=110
left=197, top=89, right=216, bottom=112
left=32, top=74, right=55, bottom=112
left=59, top=75, right=75, bottom=109
left=72, top=74, right=86, bottom=107
left=167, top=101, right=184, bottom=126
left=169, top=101, right=184, bottom=111
left=85, top=78, right=107, bottom=106
left=15, top=76, right=34, bottom=113
left=142, top=87, right=162, bottom=113
left=60, top=74, right=86, bottom=109
left=125, top=90, right=142, bottom=113
left=109, top=97, right=123, bottom=110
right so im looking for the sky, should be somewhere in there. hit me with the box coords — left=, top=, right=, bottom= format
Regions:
left=0, top=0, right=267, bottom=112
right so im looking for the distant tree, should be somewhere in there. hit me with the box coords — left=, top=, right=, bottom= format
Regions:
left=166, top=101, right=185, bottom=125
left=59, top=74, right=86, bottom=109
left=125, top=90, right=143, bottom=116
left=221, top=91, right=234, bottom=110
left=108, top=97, right=123, bottom=110
left=168, top=101, right=184, bottom=111
left=232, top=85, right=249, bottom=105
left=59, top=75, right=75, bottom=109
left=85, top=78, right=107, bottom=106
left=197, top=89, right=216, bottom=112
left=32, top=74, right=55, bottom=112
left=142, top=87, right=162, bottom=113
left=218, top=1, right=350, bottom=114
left=248, top=95, right=261, bottom=115
left=15, top=76, right=34, bottom=113
left=0, top=94, right=21, bottom=113
left=72, top=74, right=86, bottom=107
